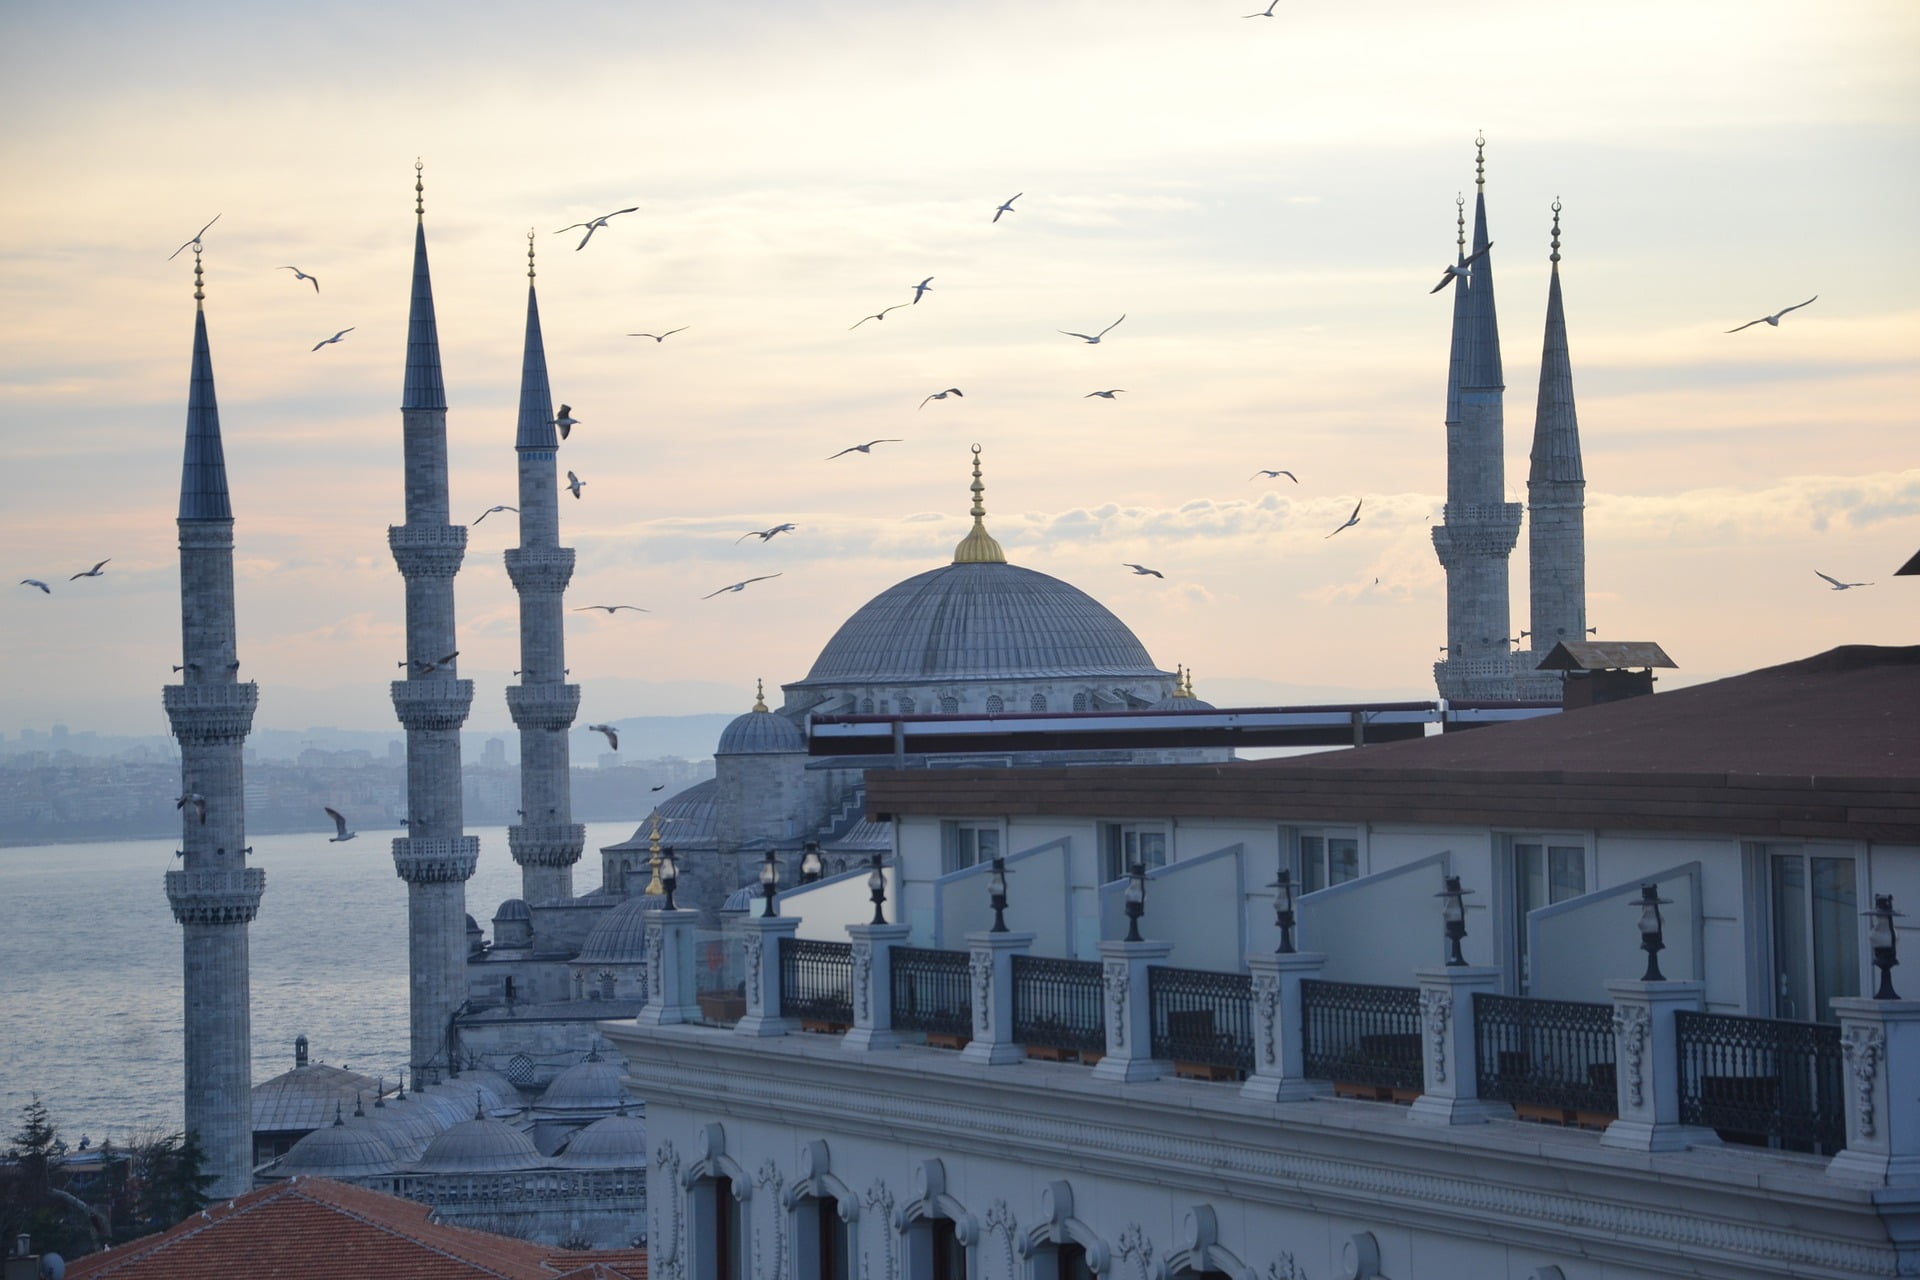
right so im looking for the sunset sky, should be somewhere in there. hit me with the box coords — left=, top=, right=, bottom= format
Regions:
left=2, top=0, right=1915, bottom=739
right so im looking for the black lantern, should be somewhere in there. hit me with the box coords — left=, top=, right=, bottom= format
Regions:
left=1123, top=861, right=1148, bottom=943
left=1272, top=866, right=1297, bottom=954
left=800, top=841, right=823, bottom=883
left=867, top=852, right=888, bottom=925
left=1634, top=882, right=1671, bottom=982
left=759, top=848, right=780, bottom=918
left=658, top=846, right=679, bottom=911
left=1866, top=893, right=1903, bottom=1000
left=987, top=856, right=1011, bottom=933
left=1436, top=874, right=1472, bottom=966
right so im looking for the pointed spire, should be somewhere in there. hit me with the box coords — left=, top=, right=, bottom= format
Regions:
left=1463, top=135, right=1504, bottom=390
left=402, top=160, right=447, bottom=412
left=752, top=679, right=769, bottom=713
left=179, top=244, right=233, bottom=522
left=1530, top=199, right=1583, bottom=485
left=1444, top=193, right=1471, bottom=424
left=645, top=810, right=665, bottom=895
left=515, top=230, right=558, bottom=450
left=951, top=444, right=1007, bottom=564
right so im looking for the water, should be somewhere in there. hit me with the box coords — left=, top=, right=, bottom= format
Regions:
left=0, top=822, right=637, bottom=1145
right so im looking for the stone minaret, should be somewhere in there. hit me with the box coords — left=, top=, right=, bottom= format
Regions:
left=389, top=164, right=479, bottom=1085
left=1519, top=200, right=1587, bottom=696
left=1431, top=136, right=1523, bottom=701
left=163, top=243, right=263, bottom=1197
left=505, top=233, right=584, bottom=905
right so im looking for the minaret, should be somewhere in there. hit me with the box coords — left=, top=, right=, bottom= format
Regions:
left=1431, top=135, right=1523, bottom=700
left=389, top=163, right=479, bottom=1085
left=505, top=232, right=585, bottom=904
left=1520, top=199, right=1587, bottom=695
left=163, top=241, right=264, bottom=1197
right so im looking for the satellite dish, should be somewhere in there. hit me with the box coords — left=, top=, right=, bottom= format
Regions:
left=41, top=1253, right=66, bottom=1280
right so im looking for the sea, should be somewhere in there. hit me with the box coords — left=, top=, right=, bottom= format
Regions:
left=0, top=822, right=639, bottom=1147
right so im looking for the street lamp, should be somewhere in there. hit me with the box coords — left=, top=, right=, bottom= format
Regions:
left=1866, top=893, right=1903, bottom=1000
left=800, top=841, right=823, bottom=884
left=1436, top=874, right=1472, bottom=966
left=1634, top=883, right=1671, bottom=982
left=1272, top=866, right=1297, bottom=954
left=987, top=857, right=1011, bottom=933
left=867, top=852, right=888, bottom=925
left=1123, top=861, right=1148, bottom=943
left=759, top=848, right=780, bottom=918
left=658, top=846, right=679, bottom=912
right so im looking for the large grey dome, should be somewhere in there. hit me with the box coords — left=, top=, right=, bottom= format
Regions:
left=577, top=895, right=654, bottom=964
left=556, top=1111, right=648, bottom=1168
left=799, top=562, right=1164, bottom=686
left=536, top=1055, right=629, bottom=1113
left=412, top=1114, right=543, bottom=1173
left=274, top=1114, right=398, bottom=1179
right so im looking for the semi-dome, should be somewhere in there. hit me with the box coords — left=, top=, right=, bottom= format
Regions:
left=274, top=1112, right=398, bottom=1180
left=576, top=895, right=654, bottom=964
left=717, top=681, right=805, bottom=754
left=412, top=1113, right=543, bottom=1174
left=536, top=1054, right=629, bottom=1113
left=556, top=1110, right=648, bottom=1168
left=493, top=898, right=531, bottom=921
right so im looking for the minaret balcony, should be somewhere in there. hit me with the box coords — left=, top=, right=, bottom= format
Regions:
left=1438, top=501, right=1524, bottom=529
left=1433, top=657, right=1527, bottom=701
left=165, top=867, right=265, bottom=926
left=391, top=834, right=481, bottom=884
left=388, top=524, right=469, bottom=579
left=504, top=546, right=576, bottom=594
left=391, top=678, right=475, bottom=732
left=1430, top=521, right=1521, bottom=566
left=508, top=823, right=587, bottom=869
left=163, top=682, right=259, bottom=744
left=506, top=682, right=581, bottom=731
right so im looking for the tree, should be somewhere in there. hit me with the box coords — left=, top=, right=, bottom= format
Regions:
left=125, top=1130, right=215, bottom=1237
left=1, top=1094, right=87, bottom=1260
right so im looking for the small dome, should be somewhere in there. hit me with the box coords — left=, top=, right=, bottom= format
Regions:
left=275, top=1114, right=398, bottom=1179
left=1149, top=691, right=1214, bottom=711
left=493, top=898, right=531, bottom=922
left=556, top=1111, right=648, bottom=1169
left=413, top=1114, right=543, bottom=1174
left=537, top=1055, right=629, bottom=1113
left=717, top=687, right=806, bottom=755
left=577, top=897, right=653, bottom=964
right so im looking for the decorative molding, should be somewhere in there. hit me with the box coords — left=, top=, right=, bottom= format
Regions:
left=1612, top=1004, right=1650, bottom=1109
left=853, top=942, right=873, bottom=1023
left=650, top=1140, right=683, bottom=1280
left=1115, top=1222, right=1155, bottom=1280
left=1267, top=1253, right=1305, bottom=1280
left=755, top=1158, right=786, bottom=1279
left=984, top=1200, right=1019, bottom=1280
left=1252, top=972, right=1280, bottom=1066
left=973, top=948, right=993, bottom=1038
left=863, top=1179, right=898, bottom=1280
left=1842, top=1026, right=1886, bottom=1140
left=1103, top=961, right=1129, bottom=1049
left=646, top=925, right=665, bottom=1001
left=744, top=933, right=763, bottom=1007
left=1419, top=988, right=1451, bottom=1085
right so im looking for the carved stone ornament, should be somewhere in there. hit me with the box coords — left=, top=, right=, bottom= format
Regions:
left=744, top=932, right=762, bottom=1006
left=1419, top=987, right=1452, bottom=1084
left=1842, top=1025, right=1886, bottom=1140
left=755, top=1158, right=786, bottom=1278
left=984, top=1200, right=1020, bottom=1278
left=1115, top=1222, right=1156, bottom=1280
left=863, top=1179, right=898, bottom=1280
left=1612, top=1004, right=1650, bottom=1109
left=1103, top=961, right=1130, bottom=1048
left=646, top=925, right=665, bottom=1000
left=1252, top=971, right=1281, bottom=1066
left=1267, top=1254, right=1305, bottom=1280
left=650, top=1140, right=683, bottom=1280
left=973, top=948, right=994, bottom=1036
left=853, top=941, right=873, bottom=1022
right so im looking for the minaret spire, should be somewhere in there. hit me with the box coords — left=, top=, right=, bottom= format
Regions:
left=1522, top=198, right=1588, bottom=690
left=164, top=238, right=264, bottom=1197
left=952, top=444, right=1007, bottom=564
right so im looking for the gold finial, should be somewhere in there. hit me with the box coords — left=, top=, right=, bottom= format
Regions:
left=527, top=229, right=536, bottom=281
left=192, top=243, right=204, bottom=309
left=415, top=158, right=424, bottom=218
left=752, top=678, right=768, bottom=713
left=952, top=443, right=1007, bottom=564
left=1456, top=193, right=1466, bottom=254
left=1550, top=197, right=1562, bottom=268
left=1180, top=666, right=1195, bottom=698
left=1475, top=133, right=1486, bottom=190
left=644, top=810, right=665, bottom=894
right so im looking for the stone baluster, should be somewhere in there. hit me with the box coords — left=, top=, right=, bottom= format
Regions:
left=962, top=930, right=1034, bottom=1065
left=635, top=908, right=699, bottom=1027
left=734, top=915, right=801, bottom=1038
left=1242, top=951, right=1331, bottom=1103
left=1827, top=996, right=1920, bottom=1185
left=845, top=922, right=912, bottom=1052
left=1091, top=939, right=1173, bottom=1084
left=1409, top=965, right=1510, bottom=1125
left=1601, top=978, right=1719, bottom=1152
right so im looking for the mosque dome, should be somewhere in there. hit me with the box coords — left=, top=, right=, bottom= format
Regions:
left=556, top=1111, right=649, bottom=1169
left=535, top=1054, right=629, bottom=1113
left=576, top=896, right=655, bottom=965
left=412, top=1112, right=544, bottom=1174
left=717, top=681, right=806, bottom=755
left=493, top=898, right=531, bottom=922
left=275, top=1112, right=399, bottom=1180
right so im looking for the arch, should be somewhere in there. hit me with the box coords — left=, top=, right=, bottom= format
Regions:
left=899, top=695, right=916, bottom=715
left=683, top=1124, right=752, bottom=1280
left=1160, top=1206, right=1254, bottom=1280
left=861, top=697, right=875, bottom=714
left=785, top=1140, right=861, bottom=1280
left=940, top=695, right=960, bottom=714
left=682, top=1122, right=753, bottom=1195
left=784, top=1139, right=861, bottom=1222
left=1017, top=1181, right=1112, bottom=1273
left=1030, top=693, right=1047, bottom=712
left=1072, top=692, right=1089, bottom=712
left=898, top=1158, right=978, bottom=1277
left=986, top=694, right=1004, bottom=714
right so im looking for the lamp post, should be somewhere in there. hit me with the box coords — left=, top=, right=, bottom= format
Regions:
left=1634, top=882, right=1671, bottom=982
left=1272, top=866, right=1297, bottom=954
left=658, top=847, right=679, bottom=912
left=987, top=856, right=1011, bottom=933
left=1123, top=861, right=1148, bottom=943
left=1866, top=893, right=1903, bottom=1000
left=1437, top=874, right=1471, bottom=966
left=800, top=841, right=822, bottom=884
left=759, top=848, right=779, bottom=919
left=867, top=852, right=888, bottom=926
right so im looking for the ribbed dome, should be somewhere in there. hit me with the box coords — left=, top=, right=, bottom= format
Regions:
left=413, top=1115, right=543, bottom=1173
left=556, top=1111, right=648, bottom=1168
left=717, top=707, right=805, bottom=755
left=800, top=562, right=1164, bottom=685
left=276, top=1115, right=398, bottom=1179
left=493, top=898, right=530, bottom=921
left=1150, top=692, right=1214, bottom=711
left=537, top=1056, right=629, bottom=1112
left=576, top=896, right=654, bottom=964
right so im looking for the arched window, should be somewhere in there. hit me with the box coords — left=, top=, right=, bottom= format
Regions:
left=860, top=698, right=874, bottom=714
left=684, top=1125, right=752, bottom=1280
left=787, top=1142, right=859, bottom=1280
left=1072, top=692, right=1089, bottom=712
left=940, top=695, right=959, bottom=714
left=986, top=695, right=1004, bottom=714
left=901, top=1159, right=975, bottom=1280
left=1030, top=693, right=1047, bottom=712
left=899, top=695, right=916, bottom=714
left=1022, top=1182, right=1109, bottom=1279
left=599, top=970, right=616, bottom=999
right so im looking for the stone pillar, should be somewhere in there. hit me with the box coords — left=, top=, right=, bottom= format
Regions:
left=1601, top=979, right=1719, bottom=1152
left=961, top=931, right=1033, bottom=1066
left=1242, top=952, right=1331, bottom=1104
left=636, top=908, right=699, bottom=1027
left=1409, top=965, right=1510, bottom=1125
left=845, top=922, right=911, bottom=1052
left=735, top=916, right=800, bottom=1038
left=1827, top=997, right=1920, bottom=1185
left=1092, top=939, right=1173, bottom=1084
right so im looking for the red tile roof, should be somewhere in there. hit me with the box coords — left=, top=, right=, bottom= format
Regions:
left=62, top=1178, right=645, bottom=1280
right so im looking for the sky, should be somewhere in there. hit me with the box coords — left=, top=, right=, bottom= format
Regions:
left=2, top=0, right=1916, bottom=740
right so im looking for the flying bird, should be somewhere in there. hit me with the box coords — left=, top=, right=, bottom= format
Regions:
left=1814, top=570, right=1871, bottom=591
left=587, top=724, right=619, bottom=751
left=702, top=573, right=783, bottom=599
left=919, top=388, right=964, bottom=409
left=1325, top=499, right=1363, bottom=538
left=1726, top=296, right=1818, bottom=333
left=992, top=193, right=1022, bottom=223
left=1122, top=563, right=1164, bottom=578
left=279, top=266, right=319, bottom=292
left=311, top=328, right=354, bottom=351
left=850, top=304, right=907, bottom=329
left=1430, top=243, right=1493, bottom=294
left=555, top=207, right=639, bottom=251
left=167, top=214, right=220, bottom=261
left=70, top=559, right=110, bottom=580
left=737, top=523, right=797, bottom=543
left=1244, top=0, right=1281, bottom=13
left=650, top=783, right=666, bottom=792
left=554, top=405, right=578, bottom=439
left=20, top=579, right=50, bottom=593
left=176, top=792, right=206, bottom=824
left=474, top=505, right=518, bottom=524
left=627, top=327, right=687, bottom=342
left=574, top=604, right=650, bottom=614
left=1059, top=314, right=1126, bottom=343
left=1250, top=469, right=1298, bottom=482
left=827, top=439, right=902, bottom=459
left=323, top=807, right=357, bottom=842
left=567, top=470, right=584, bottom=499
left=1085, top=389, right=1125, bottom=399
left=910, top=276, right=934, bottom=304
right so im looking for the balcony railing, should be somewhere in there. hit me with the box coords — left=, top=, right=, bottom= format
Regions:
left=778, top=937, right=854, bottom=1029
left=1148, top=966, right=1253, bottom=1077
left=1301, top=979, right=1422, bottom=1093
left=1012, top=954, right=1105, bottom=1057
left=1676, top=1010, right=1844, bottom=1154
left=1474, top=993, right=1616, bottom=1123
left=891, top=946, right=973, bottom=1041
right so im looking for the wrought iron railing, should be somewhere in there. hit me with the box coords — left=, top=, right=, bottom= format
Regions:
left=1474, top=993, right=1617, bottom=1118
left=891, top=946, right=973, bottom=1040
left=1676, top=1011, right=1844, bottom=1154
left=1148, top=966, right=1253, bottom=1075
left=779, top=937, right=854, bottom=1027
left=1012, top=955, right=1105, bottom=1055
left=1301, top=979, right=1423, bottom=1092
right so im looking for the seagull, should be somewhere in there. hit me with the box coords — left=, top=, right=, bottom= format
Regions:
left=176, top=793, right=206, bottom=825
left=1250, top=469, right=1298, bottom=482
left=850, top=304, right=907, bottom=329
left=737, top=523, right=797, bottom=543
left=910, top=276, right=934, bottom=304
left=827, top=439, right=902, bottom=460
left=20, top=579, right=50, bottom=593
left=167, top=214, right=220, bottom=261
left=574, top=604, right=650, bottom=614
left=1122, top=563, right=1164, bottom=578
left=1325, top=498, right=1363, bottom=538
left=703, top=573, right=783, bottom=599
left=1085, top=389, right=1126, bottom=399
left=627, top=327, right=687, bottom=342
left=919, top=388, right=964, bottom=409
left=587, top=724, right=619, bottom=751
left=993, top=193, right=1022, bottom=223
left=279, top=266, right=319, bottom=292
left=1726, top=296, right=1818, bottom=333
left=567, top=470, right=585, bottom=499
left=1430, top=243, right=1493, bottom=294
left=554, top=405, right=578, bottom=439
left=70, top=559, right=110, bottom=580
left=650, top=784, right=666, bottom=792
left=1244, top=0, right=1280, bottom=13
left=323, top=806, right=357, bottom=842
left=1814, top=570, right=1871, bottom=590
left=1060, top=314, right=1125, bottom=343
left=474, top=505, right=518, bottom=524
left=311, top=328, right=354, bottom=351
left=555, top=207, right=639, bottom=251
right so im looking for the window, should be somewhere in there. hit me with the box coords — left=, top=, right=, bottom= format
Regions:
left=986, top=694, right=1004, bottom=713
left=1297, top=831, right=1359, bottom=893
left=1511, top=837, right=1585, bottom=992
left=941, top=695, right=960, bottom=714
left=931, top=1218, right=966, bottom=1280
left=899, top=695, right=915, bottom=714
left=860, top=698, right=874, bottom=714
left=942, top=821, right=1001, bottom=873
left=1764, top=844, right=1860, bottom=1022
left=1102, top=823, right=1168, bottom=882
left=1046, top=1243, right=1097, bottom=1280
left=1030, top=694, right=1047, bottom=712
left=1072, top=692, right=1088, bottom=712
left=796, top=1195, right=851, bottom=1280
left=692, top=1175, right=744, bottom=1280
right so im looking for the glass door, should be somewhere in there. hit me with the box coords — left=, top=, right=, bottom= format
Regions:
left=1769, top=848, right=1860, bottom=1022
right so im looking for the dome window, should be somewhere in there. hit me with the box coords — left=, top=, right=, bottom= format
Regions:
left=1030, top=693, right=1047, bottom=712
left=986, top=695, right=1004, bottom=713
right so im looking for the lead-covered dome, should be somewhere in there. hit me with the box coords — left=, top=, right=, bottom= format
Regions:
left=274, top=1113, right=399, bottom=1179
left=718, top=682, right=806, bottom=754
left=556, top=1110, right=648, bottom=1169
left=412, top=1113, right=543, bottom=1174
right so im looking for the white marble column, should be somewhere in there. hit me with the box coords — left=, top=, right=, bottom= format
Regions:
left=1092, top=939, right=1173, bottom=1084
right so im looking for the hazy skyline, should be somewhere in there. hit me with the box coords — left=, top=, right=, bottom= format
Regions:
left=3, top=1, right=1916, bottom=737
